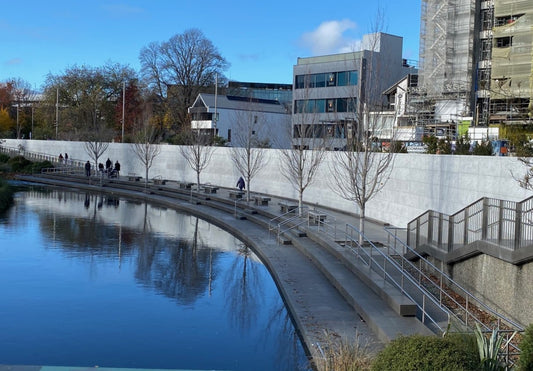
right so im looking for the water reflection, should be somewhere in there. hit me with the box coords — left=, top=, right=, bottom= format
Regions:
left=0, top=187, right=311, bottom=371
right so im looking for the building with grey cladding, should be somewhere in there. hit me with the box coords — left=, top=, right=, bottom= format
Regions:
left=292, top=32, right=413, bottom=149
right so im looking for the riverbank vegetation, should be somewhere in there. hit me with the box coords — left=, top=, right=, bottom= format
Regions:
left=0, top=177, right=13, bottom=212
left=0, top=153, right=53, bottom=213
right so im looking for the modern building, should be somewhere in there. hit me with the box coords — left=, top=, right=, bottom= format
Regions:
left=292, top=32, right=413, bottom=149
left=226, top=81, right=293, bottom=110
left=418, top=0, right=533, bottom=134
left=188, top=93, right=291, bottom=148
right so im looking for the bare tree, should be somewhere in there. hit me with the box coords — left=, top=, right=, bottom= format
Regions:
left=230, top=107, right=271, bottom=202
left=7, top=78, right=36, bottom=139
left=139, top=29, right=229, bottom=136
left=132, top=107, right=161, bottom=186
left=330, top=25, right=399, bottom=237
left=279, top=87, right=329, bottom=215
left=179, top=129, right=215, bottom=189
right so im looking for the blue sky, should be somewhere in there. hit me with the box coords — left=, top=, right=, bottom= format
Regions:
left=1, top=0, right=421, bottom=91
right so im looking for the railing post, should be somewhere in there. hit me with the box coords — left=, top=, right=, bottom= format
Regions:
left=515, top=202, right=522, bottom=250
left=463, top=207, right=469, bottom=245
left=448, top=215, right=454, bottom=253
left=427, top=211, right=434, bottom=246
left=482, top=198, right=489, bottom=240
left=498, top=199, right=504, bottom=245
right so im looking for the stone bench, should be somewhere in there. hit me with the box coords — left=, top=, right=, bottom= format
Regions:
left=229, top=190, right=245, bottom=199
left=178, top=182, right=194, bottom=189
left=308, top=210, right=327, bottom=225
left=253, top=195, right=271, bottom=206
left=128, top=173, right=142, bottom=182
left=203, top=185, right=219, bottom=194
left=153, top=177, right=167, bottom=185
left=279, top=201, right=298, bottom=213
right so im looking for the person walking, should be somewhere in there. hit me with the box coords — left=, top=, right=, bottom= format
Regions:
left=236, top=176, right=245, bottom=191
left=114, top=160, right=121, bottom=178
left=85, top=161, right=91, bottom=177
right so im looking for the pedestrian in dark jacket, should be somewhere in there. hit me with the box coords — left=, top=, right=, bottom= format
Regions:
left=236, top=176, right=245, bottom=191
left=85, top=161, right=91, bottom=177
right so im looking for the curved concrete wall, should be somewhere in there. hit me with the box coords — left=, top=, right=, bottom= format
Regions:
left=3, top=139, right=531, bottom=227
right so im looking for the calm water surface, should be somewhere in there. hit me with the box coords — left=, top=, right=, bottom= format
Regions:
left=0, top=187, right=310, bottom=371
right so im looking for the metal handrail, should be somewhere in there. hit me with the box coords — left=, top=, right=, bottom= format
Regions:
left=408, top=196, right=533, bottom=254
left=345, top=223, right=450, bottom=334
left=386, top=226, right=524, bottom=333
left=268, top=205, right=308, bottom=233
left=306, top=207, right=337, bottom=240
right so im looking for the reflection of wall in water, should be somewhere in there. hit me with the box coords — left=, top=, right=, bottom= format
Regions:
left=16, top=189, right=243, bottom=253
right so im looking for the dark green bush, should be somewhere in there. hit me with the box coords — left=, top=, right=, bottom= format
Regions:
left=8, top=156, right=32, bottom=172
left=0, top=177, right=14, bottom=212
left=371, top=334, right=479, bottom=371
left=0, top=153, right=10, bottom=163
left=518, top=324, right=533, bottom=371
left=30, top=160, right=54, bottom=174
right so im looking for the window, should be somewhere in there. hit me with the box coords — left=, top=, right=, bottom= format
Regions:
left=336, top=98, right=348, bottom=112
left=349, top=71, right=358, bottom=85
left=495, top=36, right=512, bottom=48
left=315, top=73, right=326, bottom=88
left=327, top=99, right=335, bottom=112
left=337, top=71, right=347, bottom=86
left=295, top=70, right=358, bottom=89
left=327, top=73, right=336, bottom=86
left=227, top=129, right=231, bottom=142
left=495, top=14, right=524, bottom=27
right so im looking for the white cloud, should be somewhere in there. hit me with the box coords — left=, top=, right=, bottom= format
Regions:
left=300, top=19, right=360, bottom=55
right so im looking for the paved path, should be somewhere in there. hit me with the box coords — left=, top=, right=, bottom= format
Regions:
left=15, top=174, right=432, bottom=368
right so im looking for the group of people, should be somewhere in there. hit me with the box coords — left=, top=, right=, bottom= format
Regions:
left=58, top=153, right=69, bottom=164
left=85, top=158, right=120, bottom=178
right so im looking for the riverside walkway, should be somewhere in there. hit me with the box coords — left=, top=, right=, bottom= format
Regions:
left=15, top=172, right=434, bottom=367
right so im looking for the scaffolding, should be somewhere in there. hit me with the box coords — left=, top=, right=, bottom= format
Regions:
left=420, top=0, right=476, bottom=99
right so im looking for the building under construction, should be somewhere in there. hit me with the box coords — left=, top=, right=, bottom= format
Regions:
left=417, top=0, right=533, bottom=137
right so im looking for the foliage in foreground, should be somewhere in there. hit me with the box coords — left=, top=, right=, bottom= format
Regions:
left=5, top=156, right=53, bottom=174
left=370, top=334, right=479, bottom=371
left=516, top=324, right=533, bottom=371
left=0, top=177, right=14, bottom=212
left=314, top=331, right=373, bottom=371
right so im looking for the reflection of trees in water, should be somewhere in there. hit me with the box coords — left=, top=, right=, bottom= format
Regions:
left=266, top=302, right=311, bottom=370
left=135, top=217, right=220, bottom=305
left=224, top=244, right=263, bottom=334
left=224, top=245, right=311, bottom=371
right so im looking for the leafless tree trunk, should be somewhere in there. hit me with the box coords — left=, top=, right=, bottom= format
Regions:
left=329, top=24, right=398, bottom=238
left=230, top=108, right=270, bottom=202
left=179, top=129, right=215, bottom=189
left=279, top=92, right=329, bottom=216
left=132, top=108, right=161, bottom=186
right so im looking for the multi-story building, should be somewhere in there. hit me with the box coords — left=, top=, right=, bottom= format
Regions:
left=292, top=32, right=413, bottom=149
left=188, top=93, right=291, bottom=148
left=419, top=0, right=533, bottom=134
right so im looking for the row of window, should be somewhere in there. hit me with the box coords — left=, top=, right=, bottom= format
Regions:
left=294, top=98, right=357, bottom=114
left=293, top=123, right=352, bottom=139
left=295, top=71, right=358, bottom=89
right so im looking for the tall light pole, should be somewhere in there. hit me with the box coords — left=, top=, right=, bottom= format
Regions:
left=55, top=88, right=59, bottom=139
left=122, top=81, right=125, bottom=143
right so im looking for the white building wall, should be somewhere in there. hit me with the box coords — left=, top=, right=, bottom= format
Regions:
left=4, top=139, right=531, bottom=228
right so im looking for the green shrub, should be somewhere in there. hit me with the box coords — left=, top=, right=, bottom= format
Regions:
left=30, top=160, right=54, bottom=174
left=0, top=153, right=10, bottom=163
left=371, top=334, right=479, bottom=371
left=518, top=324, right=533, bottom=371
left=7, top=156, right=32, bottom=172
left=0, top=177, right=14, bottom=212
